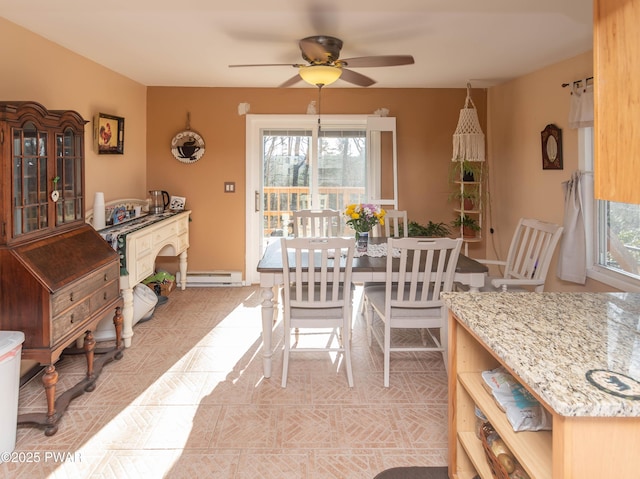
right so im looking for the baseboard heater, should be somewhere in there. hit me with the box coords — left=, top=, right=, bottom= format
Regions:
left=176, top=271, right=243, bottom=287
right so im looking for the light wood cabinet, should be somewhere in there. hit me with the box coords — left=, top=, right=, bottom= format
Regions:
left=593, top=0, right=640, bottom=203
left=448, top=310, right=640, bottom=479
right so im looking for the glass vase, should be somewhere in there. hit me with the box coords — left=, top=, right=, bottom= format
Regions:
left=356, top=231, right=369, bottom=253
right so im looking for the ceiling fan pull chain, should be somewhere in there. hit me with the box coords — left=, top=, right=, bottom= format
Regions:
left=317, top=85, right=322, bottom=133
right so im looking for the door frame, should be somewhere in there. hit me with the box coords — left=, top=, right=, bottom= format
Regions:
left=245, top=114, right=397, bottom=284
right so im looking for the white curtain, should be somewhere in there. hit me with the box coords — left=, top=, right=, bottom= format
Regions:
left=568, top=79, right=594, bottom=128
left=557, top=171, right=590, bottom=283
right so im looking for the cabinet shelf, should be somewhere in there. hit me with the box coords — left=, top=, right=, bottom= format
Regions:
left=454, top=180, right=481, bottom=186
left=458, top=431, right=492, bottom=479
left=458, top=372, right=552, bottom=479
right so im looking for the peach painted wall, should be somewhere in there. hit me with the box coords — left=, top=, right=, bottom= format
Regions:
left=487, top=50, right=613, bottom=292
left=3, top=18, right=609, bottom=291
left=0, top=18, right=148, bottom=206
left=147, top=87, right=487, bottom=277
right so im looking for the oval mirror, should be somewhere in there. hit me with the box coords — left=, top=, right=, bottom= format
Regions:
left=546, top=135, right=558, bottom=161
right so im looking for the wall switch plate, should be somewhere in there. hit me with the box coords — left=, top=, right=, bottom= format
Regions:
left=224, top=182, right=235, bottom=193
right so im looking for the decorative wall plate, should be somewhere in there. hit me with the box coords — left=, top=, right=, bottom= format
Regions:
left=171, top=130, right=205, bottom=164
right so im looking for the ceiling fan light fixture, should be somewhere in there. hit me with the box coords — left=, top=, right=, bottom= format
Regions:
left=299, top=65, right=342, bottom=87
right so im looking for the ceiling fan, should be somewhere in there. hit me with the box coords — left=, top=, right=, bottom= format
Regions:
left=229, top=35, right=414, bottom=88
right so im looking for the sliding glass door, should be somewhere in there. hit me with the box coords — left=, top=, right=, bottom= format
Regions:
left=245, top=114, right=396, bottom=284
left=262, top=128, right=366, bottom=237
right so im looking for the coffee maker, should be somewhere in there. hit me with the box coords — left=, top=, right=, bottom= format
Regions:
left=149, top=190, right=170, bottom=214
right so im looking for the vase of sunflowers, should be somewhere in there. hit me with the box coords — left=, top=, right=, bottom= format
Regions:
left=344, top=203, right=386, bottom=253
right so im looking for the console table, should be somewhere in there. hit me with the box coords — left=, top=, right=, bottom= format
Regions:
left=97, top=210, right=190, bottom=347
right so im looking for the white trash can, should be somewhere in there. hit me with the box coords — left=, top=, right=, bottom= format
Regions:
left=93, top=284, right=159, bottom=342
left=0, top=331, right=25, bottom=454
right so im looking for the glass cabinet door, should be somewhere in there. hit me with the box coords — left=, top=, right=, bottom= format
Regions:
left=12, top=121, right=49, bottom=237
left=56, top=128, right=84, bottom=225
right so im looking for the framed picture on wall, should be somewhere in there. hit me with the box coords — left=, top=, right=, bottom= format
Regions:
left=94, top=113, right=125, bottom=154
left=541, top=123, right=563, bottom=170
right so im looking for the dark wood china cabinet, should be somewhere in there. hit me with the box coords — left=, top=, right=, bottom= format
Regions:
left=0, top=101, right=123, bottom=436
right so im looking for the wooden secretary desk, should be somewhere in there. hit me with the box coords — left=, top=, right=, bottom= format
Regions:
left=0, top=101, right=123, bottom=436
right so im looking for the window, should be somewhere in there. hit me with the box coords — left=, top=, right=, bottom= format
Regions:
left=582, top=127, right=640, bottom=291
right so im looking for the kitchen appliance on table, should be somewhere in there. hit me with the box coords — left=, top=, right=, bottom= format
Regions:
left=149, top=190, right=169, bottom=214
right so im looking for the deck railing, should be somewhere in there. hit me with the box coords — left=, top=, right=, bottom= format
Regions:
left=263, top=186, right=364, bottom=236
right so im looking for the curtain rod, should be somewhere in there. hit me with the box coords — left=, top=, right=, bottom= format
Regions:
left=562, top=76, right=593, bottom=88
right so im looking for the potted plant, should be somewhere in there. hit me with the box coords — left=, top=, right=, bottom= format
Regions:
left=448, top=188, right=480, bottom=211
left=449, top=159, right=484, bottom=183
left=407, top=220, right=451, bottom=237
left=452, top=214, right=481, bottom=238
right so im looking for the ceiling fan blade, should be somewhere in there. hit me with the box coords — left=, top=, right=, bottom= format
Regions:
left=340, top=55, right=415, bottom=68
left=279, top=75, right=303, bottom=88
left=307, top=1, right=336, bottom=34
left=229, top=63, right=301, bottom=68
left=340, top=69, right=376, bottom=87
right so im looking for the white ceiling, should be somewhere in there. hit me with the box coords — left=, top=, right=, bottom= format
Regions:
left=0, top=0, right=593, bottom=89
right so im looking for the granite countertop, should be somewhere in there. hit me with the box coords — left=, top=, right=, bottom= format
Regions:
left=442, top=291, right=640, bottom=418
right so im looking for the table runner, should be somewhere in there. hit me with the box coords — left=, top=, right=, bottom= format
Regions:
left=99, top=212, right=179, bottom=275
left=355, top=242, right=401, bottom=258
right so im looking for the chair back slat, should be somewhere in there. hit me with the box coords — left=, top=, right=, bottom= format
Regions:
left=282, top=237, right=354, bottom=309
left=292, top=209, right=340, bottom=237
left=504, top=218, right=564, bottom=287
left=373, top=209, right=408, bottom=238
left=387, top=237, right=463, bottom=311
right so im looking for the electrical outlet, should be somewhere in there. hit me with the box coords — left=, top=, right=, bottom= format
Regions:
left=224, top=182, right=235, bottom=193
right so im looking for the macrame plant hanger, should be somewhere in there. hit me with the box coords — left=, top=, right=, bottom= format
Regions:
left=452, top=83, right=485, bottom=162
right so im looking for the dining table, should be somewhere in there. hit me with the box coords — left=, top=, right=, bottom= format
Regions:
left=256, top=237, right=488, bottom=378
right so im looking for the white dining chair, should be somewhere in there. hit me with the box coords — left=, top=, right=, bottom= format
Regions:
left=292, top=209, right=341, bottom=237
left=360, top=209, right=409, bottom=316
left=280, top=236, right=355, bottom=387
left=373, top=209, right=408, bottom=238
left=363, top=237, right=463, bottom=387
left=461, top=217, right=563, bottom=292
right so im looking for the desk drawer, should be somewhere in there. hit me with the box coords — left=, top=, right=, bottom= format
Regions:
left=134, top=254, right=155, bottom=283
left=153, top=222, right=177, bottom=244
left=177, top=216, right=189, bottom=235
left=52, top=301, right=90, bottom=344
left=52, top=263, right=119, bottom=316
left=134, top=233, right=153, bottom=256
left=177, top=232, right=189, bottom=252
left=89, top=281, right=120, bottom=314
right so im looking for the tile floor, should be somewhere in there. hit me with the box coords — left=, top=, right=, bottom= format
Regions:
left=2, top=285, right=448, bottom=478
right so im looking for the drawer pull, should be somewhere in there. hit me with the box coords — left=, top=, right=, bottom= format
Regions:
left=70, top=313, right=75, bottom=323
left=103, top=292, right=108, bottom=300
left=69, top=292, right=74, bottom=302
left=104, top=273, right=109, bottom=282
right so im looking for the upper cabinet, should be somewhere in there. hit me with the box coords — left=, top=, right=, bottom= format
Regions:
left=594, top=0, right=640, bottom=204
left=0, top=102, right=86, bottom=245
